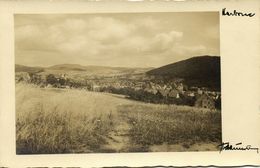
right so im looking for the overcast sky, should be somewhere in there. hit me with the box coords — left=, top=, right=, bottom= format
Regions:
left=15, top=12, right=219, bottom=68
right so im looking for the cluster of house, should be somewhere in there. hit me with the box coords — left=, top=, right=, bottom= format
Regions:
left=15, top=72, right=221, bottom=109
left=85, top=78, right=220, bottom=109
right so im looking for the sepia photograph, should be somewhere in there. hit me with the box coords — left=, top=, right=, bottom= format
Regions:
left=15, top=12, right=222, bottom=154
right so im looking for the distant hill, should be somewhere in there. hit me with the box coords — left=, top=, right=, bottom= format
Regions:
left=15, top=63, right=153, bottom=76
left=15, top=64, right=44, bottom=73
left=147, top=56, right=221, bottom=91
left=47, top=64, right=152, bottom=75
left=48, top=64, right=88, bottom=71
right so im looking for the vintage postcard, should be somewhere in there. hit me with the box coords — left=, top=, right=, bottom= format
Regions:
left=15, top=12, right=221, bottom=154
left=0, top=0, right=259, bottom=167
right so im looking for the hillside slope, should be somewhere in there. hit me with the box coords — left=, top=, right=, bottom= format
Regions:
left=147, top=56, right=221, bottom=90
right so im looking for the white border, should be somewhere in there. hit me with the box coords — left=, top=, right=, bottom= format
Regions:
left=0, top=0, right=260, bottom=167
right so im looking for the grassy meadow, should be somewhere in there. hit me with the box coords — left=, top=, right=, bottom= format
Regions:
left=119, top=104, right=221, bottom=151
left=16, top=83, right=221, bottom=154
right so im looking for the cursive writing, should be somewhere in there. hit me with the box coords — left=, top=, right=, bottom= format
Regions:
left=218, top=142, right=259, bottom=153
left=222, top=8, right=255, bottom=17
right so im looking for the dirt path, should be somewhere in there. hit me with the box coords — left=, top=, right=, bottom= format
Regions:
left=101, top=116, right=131, bottom=152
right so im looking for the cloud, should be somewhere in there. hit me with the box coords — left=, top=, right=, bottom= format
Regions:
left=177, top=44, right=207, bottom=55
left=205, top=24, right=219, bottom=40
left=15, top=24, right=49, bottom=50
left=148, top=30, right=183, bottom=52
left=16, top=17, right=184, bottom=58
left=15, top=13, right=220, bottom=67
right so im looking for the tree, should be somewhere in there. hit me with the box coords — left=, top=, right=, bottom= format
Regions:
left=46, top=74, right=57, bottom=85
left=59, top=78, right=66, bottom=85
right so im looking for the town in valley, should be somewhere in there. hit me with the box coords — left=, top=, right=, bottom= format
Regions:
left=15, top=56, right=221, bottom=110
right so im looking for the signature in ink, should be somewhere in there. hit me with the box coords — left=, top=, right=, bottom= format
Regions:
left=218, top=142, right=259, bottom=153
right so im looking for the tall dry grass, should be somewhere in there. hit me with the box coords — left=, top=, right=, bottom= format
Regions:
left=118, top=104, right=221, bottom=150
left=16, top=84, right=124, bottom=154
left=16, top=84, right=222, bottom=153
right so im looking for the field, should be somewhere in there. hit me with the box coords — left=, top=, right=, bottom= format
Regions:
left=16, top=83, right=221, bottom=154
